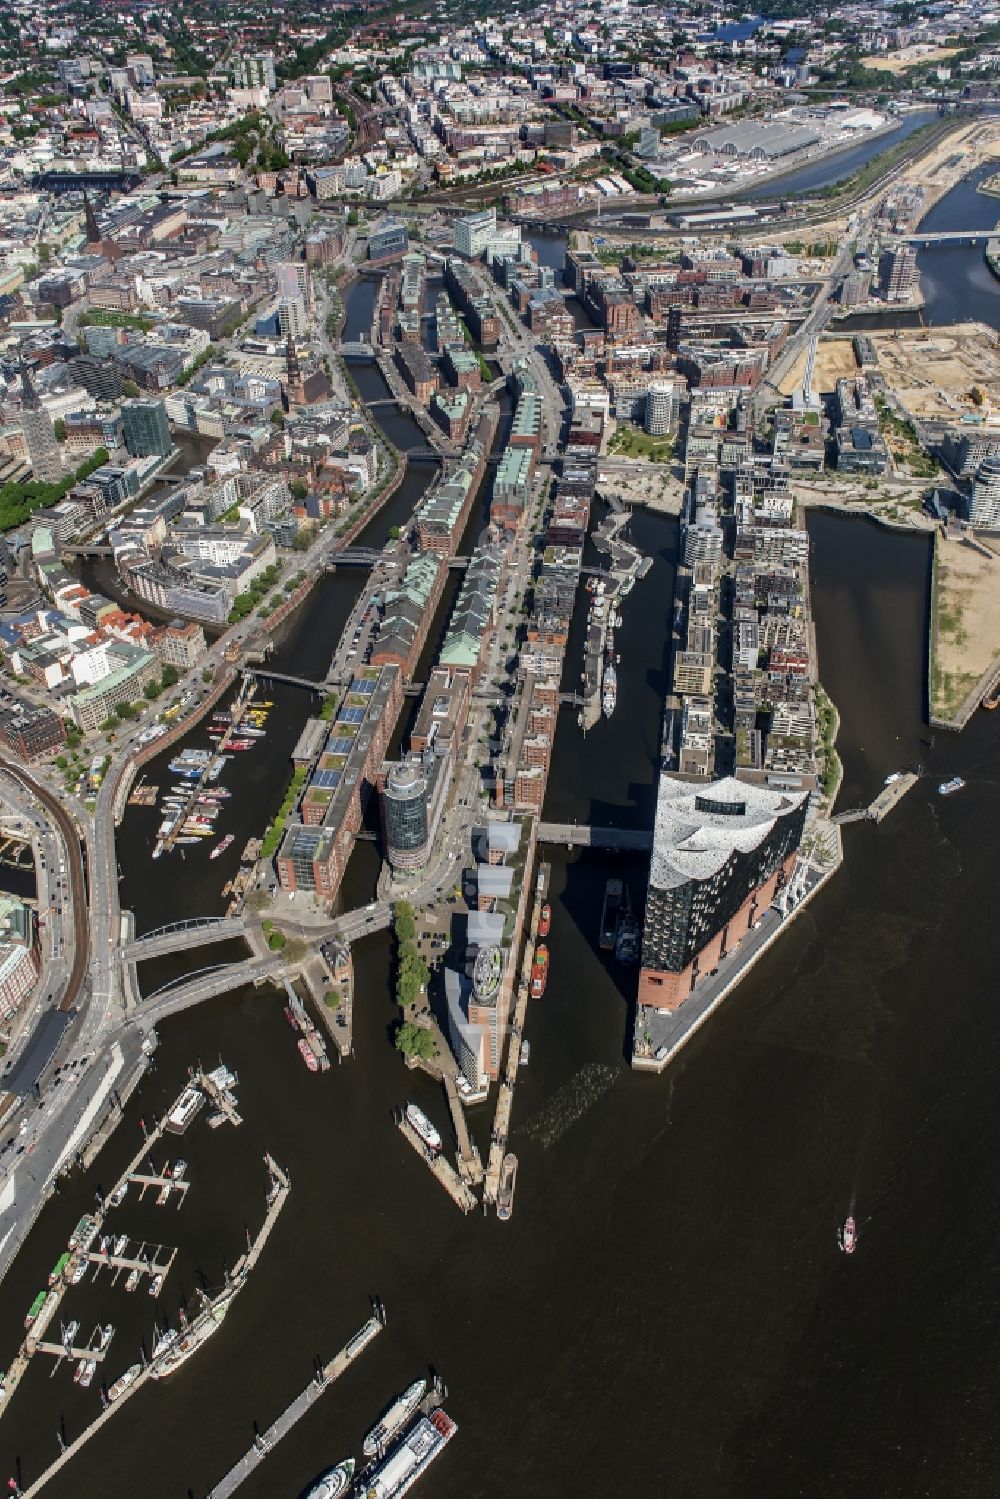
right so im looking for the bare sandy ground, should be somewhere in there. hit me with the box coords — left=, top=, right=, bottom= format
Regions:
left=780, top=338, right=860, bottom=396
left=872, top=324, right=1000, bottom=425
left=862, top=46, right=959, bottom=72
left=932, top=536, right=1000, bottom=716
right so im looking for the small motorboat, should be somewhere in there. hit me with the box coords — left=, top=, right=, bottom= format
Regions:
left=839, top=1215, right=857, bottom=1255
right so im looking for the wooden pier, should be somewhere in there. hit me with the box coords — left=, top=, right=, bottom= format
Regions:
left=205, top=1310, right=384, bottom=1499
left=14, top=1156, right=291, bottom=1499
left=484, top=864, right=549, bottom=1211
left=128, top=1162, right=191, bottom=1207
left=396, top=1115, right=478, bottom=1213
left=159, top=679, right=255, bottom=856
left=443, top=1075, right=483, bottom=1186
left=832, top=771, right=921, bottom=826
left=196, top=1065, right=243, bottom=1127
left=86, top=1240, right=177, bottom=1291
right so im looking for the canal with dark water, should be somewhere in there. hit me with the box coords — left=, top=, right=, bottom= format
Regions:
left=3, top=252, right=1000, bottom=1499
left=739, top=109, right=938, bottom=201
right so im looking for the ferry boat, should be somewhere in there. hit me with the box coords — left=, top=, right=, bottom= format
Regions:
left=361, top=1407, right=456, bottom=1495
left=69, top=1215, right=98, bottom=1251
left=165, top=1086, right=204, bottom=1134
left=298, top=1037, right=320, bottom=1073
left=938, top=776, right=965, bottom=796
left=497, top=1153, right=518, bottom=1221
left=537, top=902, right=551, bottom=938
left=519, top=1040, right=530, bottom=1067
left=149, top=1288, right=235, bottom=1379
left=404, top=1104, right=442, bottom=1154
left=839, top=1215, right=857, bottom=1255
left=362, top=1378, right=428, bottom=1457
left=227, top=738, right=255, bottom=751
left=25, top=1291, right=47, bottom=1328
left=529, top=944, right=549, bottom=999
left=107, top=1363, right=142, bottom=1402
left=304, top=1459, right=355, bottom=1499
left=602, top=661, right=616, bottom=719
left=600, top=878, right=623, bottom=951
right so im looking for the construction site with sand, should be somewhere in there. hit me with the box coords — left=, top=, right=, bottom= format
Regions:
left=870, top=323, right=1000, bottom=429
left=930, top=534, right=1000, bottom=724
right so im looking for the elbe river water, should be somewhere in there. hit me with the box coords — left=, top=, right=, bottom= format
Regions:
left=2, top=173, right=1000, bottom=1498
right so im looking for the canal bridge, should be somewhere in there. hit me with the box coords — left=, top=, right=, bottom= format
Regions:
left=340, top=341, right=376, bottom=357
left=122, top=915, right=249, bottom=963
left=896, top=227, right=999, bottom=246
left=536, top=822, right=653, bottom=851
left=139, top=954, right=290, bottom=1017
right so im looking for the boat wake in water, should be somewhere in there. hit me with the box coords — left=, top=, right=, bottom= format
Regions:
left=521, top=1063, right=619, bottom=1150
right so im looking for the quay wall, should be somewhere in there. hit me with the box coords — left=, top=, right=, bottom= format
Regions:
left=633, top=830, right=844, bottom=1075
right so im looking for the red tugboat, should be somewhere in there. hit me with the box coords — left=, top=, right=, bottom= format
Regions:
left=537, top=902, right=551, bottom=938
left=530, top=944, right=549, bottom=999
left=839, top=1215, right=857, bottom=1255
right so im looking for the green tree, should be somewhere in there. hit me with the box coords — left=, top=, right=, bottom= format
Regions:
left=271, top=408, right=285, bottom=427
left=394, top=902, right=416, bottom=943
left=395, top=1022, right=435, bottom=1060
left=122, top=379, right=140, bottom=397
left=290, top=477, right=308, bottom=500
left=52, top=418, right=66, bottom=442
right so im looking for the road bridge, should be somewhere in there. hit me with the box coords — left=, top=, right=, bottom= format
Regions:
left=139, top=955, right=289, bottom=1019
left=340, top=341, right=376, bottom=357
left=896, top=227, right=998, bottom=246
left=536, top=822, right=653, bottom=851
left=122, top=915, right=249, bottom=963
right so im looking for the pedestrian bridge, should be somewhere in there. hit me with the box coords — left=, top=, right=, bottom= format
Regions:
left=123, top=915, right=249, bottom=963
left=536, top=822, right=653, bottom=851
left=341, top=341, right=376, bottom=357
left=830, top=771, right=920, bottom=826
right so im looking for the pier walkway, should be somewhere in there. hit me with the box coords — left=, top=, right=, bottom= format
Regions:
left=205, top=1312, right=384, bottom=1499
left=18, top=1157, right=291, bottom=1498
left=484, top=865, right=549, bottom=1210
left=443, top=1074, right=483, bottom=1186
left=396, top=1113, right=477, bottom=1212
left=536, top=822, right=653, bottom=851
left=831, top=771, right=920, bottom=826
